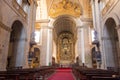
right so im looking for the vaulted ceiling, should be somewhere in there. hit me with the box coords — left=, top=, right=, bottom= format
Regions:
left=53, top=16, right=76, bottom=36
left=47, top=0, right=92, bottom=37
left=46, top=0, right=92, bottom=18
left=36, top=0, right=92, bottom=38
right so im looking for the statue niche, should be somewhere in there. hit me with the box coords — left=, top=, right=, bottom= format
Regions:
left=57, top=32, right=75, bottom=65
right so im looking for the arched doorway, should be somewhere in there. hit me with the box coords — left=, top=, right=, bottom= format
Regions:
left=7, top=20, right=26, bottom=68
left=103, top=18, right=119, bottom=71
left=53, top=16, right=76, bottom=66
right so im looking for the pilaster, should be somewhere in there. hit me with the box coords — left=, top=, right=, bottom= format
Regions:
left=115, top=25, right=120, bottom=70
left=76, top=27, right=85, bottom=66
left=46, top=28, right=53, bottom=66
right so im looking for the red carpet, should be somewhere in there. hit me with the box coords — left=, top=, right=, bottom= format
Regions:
left=47, top=68, right=75, bottom=80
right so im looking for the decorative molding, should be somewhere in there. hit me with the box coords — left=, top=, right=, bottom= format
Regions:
left=101, top=37, right=118, bottom=40
left=28, top=0, right=32, bottom=5
left=36, top=19, right=50, bottom=23
left=12, top=0, right=27, bottom=19
left=10, top=38, right=28, bottom=42
left=102, top=0, right=119, bottom=16
left=0, top=21, right=12, bottom=32
left=115, top=25, right=120, bottom=30
left=28, top=0, right=37, bottom=6
left=34, top=0, right=38, bottom=6
left=80, top=17, right=93, bottom=22
left=3, top=0, right=27, bottom=22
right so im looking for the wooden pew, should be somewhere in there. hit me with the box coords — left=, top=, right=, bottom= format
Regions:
left=92, top=76, right=119, bottom=80
left=0, top=71, right=20, bottom=80
left=72, top=67, right=118, bottom=80
left=0, top=77, right=5, bottom=80
left=7, top=66, right=55, bottom=80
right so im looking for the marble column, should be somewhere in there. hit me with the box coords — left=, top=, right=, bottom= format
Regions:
left=91, top=0, right=99, bottom=27
left=40, top=26, right=48, bottom=66
left=77, top=27, right=82, bottom=65
left=77, top=27, right=85, bottom=66
left=81, top=28, right=85, bottom=64
left=40, top=26, right=53, bottom=66
left=84, top=26, right=92, bottom=67
left=46, top=28, right=53, bottom=66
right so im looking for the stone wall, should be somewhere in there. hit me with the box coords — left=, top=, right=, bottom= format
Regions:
left=0, top=0, right=36, bottom=70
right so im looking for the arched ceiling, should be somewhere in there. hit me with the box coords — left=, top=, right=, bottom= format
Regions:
left=53, top=16, right=76, bottom=36
left=36, top=0, right=92, bottom=30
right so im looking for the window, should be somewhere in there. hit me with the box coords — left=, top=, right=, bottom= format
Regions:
left=35, top=30, right=40, bottom=43
left=34, top=28, right=42, bottom=45
left=91, top=29, right=96, bottom=42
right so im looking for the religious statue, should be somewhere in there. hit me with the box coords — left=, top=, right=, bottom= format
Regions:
left=62, top=38, right=70, bottom=55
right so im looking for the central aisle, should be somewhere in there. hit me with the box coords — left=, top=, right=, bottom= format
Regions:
left=47, top=68, right=75, bottom=80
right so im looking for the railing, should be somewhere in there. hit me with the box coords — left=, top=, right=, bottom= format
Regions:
left=12, top=0, right=27, bottom=19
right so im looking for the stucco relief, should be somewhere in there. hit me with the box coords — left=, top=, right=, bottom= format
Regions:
left=49, top=0, right=81, bottom=18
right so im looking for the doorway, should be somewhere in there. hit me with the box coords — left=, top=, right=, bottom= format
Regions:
left=53, top=16, right=76, bottom=66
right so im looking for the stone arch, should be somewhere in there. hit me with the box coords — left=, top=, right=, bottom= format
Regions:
left=8, top=16, right=28, bottom=36
left=7, top=20, right=26, bottom=68
left=111, top=13, right=120, bottom=26
left=103, top=13, right=120, bottom=27
left=53, top=15, right=76, bottom=66
left=102, top=18, right=119, bottom=71
left=54, top=15, right=76, bottom=24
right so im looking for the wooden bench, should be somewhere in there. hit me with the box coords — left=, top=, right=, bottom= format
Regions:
left=0, top=77, right=5, bottom=80
left=0, top=71, right=20, bottom=80
left=72, top=67, right=118, bottom=80
left=92, top=76, right=119, bottom=80
left=0, top=66, right=55, bottom=80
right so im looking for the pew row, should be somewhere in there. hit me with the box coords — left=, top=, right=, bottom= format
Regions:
left=0, top=66, right=55, bottom=80
left=72, top=67, right=119, bottom=80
